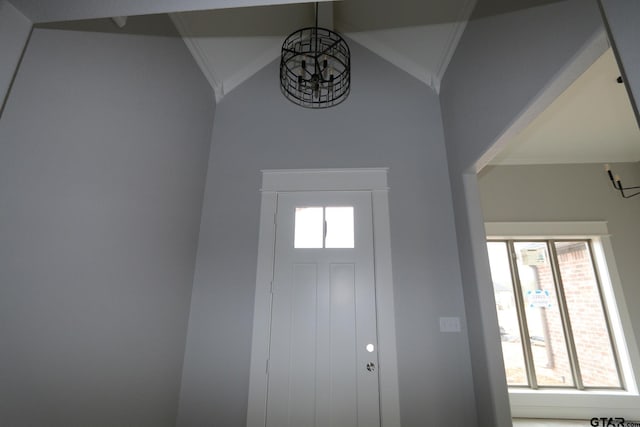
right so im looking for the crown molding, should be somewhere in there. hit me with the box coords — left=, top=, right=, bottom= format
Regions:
left=433, top=0, right=476, bottom=93
left=170, top=13, right=224, bottom=102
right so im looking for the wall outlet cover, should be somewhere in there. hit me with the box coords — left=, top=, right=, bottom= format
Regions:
left=439, top=316, right=461, bottom=333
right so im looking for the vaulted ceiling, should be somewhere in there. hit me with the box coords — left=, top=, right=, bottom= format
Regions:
left=172, top=0, right=475, bottom=100
left=14, top=0, right=476, bottom=100
left=12, top=0, right=577, bottom=103
left=491, top=47, right=640, bottom=165
left=170, top=0, right=475, bottom=100
left=10, top=0, right=640, bottom=164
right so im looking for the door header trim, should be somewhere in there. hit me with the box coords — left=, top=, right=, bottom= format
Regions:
left=261, top=168, right=389, bottom=192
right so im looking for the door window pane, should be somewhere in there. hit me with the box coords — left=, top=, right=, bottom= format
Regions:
left=555, top=241, right=621, bottom=388
left=487, top=242, right=529, bottom=386
left=514, top=242, right=574, bottom=387
left=325, top=207, right=354, bottom=248
left=294, top=207, right=323, bottom=248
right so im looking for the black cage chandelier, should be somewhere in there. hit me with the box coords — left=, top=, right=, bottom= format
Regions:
left=279, top=3, right=350, bottom=108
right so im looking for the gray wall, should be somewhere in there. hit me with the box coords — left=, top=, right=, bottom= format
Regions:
left=442, top=0, right=605, bottom=173
left=599, top=0, right=640, bottom=125
left=0, top=0, right=31, bottom=111
left=478, top=163, right=640, bottom=349
left=439, top=0, right=605, bottom=425
left=0, top=28, right=215, bottom=426
left=177, top=40, right=477, bottom=427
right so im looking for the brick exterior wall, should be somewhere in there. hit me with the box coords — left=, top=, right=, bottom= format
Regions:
left=527, top=257, right=574, bottom=386
left=525, top=242, right=620, bottom=388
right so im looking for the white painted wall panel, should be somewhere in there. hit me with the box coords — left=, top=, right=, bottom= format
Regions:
left=289, top=264, right=318, bottom=426
left=330, top=263, right=358, bottom=427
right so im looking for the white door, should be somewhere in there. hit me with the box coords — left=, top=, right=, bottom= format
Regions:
left=265, top=191, right=380, bottom=427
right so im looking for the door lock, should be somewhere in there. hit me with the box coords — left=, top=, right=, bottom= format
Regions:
left=366, top=362, right=376, bottom=372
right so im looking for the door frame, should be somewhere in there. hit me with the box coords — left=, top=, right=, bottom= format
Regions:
left=246, top=168, right=400, bottom=427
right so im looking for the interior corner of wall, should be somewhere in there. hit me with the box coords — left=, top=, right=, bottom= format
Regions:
left=2, top=0, right=26, bottom=21
left=213, top=85, right=224, bottom=104
left=430, top=75, right=441, bottom=94
left=220, top=43, right=279, bottom=101
left=168, top=12, right=185, bottom=32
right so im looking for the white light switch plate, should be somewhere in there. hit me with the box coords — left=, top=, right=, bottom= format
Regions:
left=439, top=317, right=461, bottom=333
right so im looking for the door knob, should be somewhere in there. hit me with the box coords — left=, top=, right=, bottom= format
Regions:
left=366, top=362, right=375, bottom=372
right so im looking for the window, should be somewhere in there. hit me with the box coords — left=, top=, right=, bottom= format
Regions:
left=487, top=239, right=623, bottom=390
left=294, top=206, right=354, bottom=249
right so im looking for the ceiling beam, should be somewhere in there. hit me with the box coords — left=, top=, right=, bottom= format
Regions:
left=9, top=0, right=336, bottom=23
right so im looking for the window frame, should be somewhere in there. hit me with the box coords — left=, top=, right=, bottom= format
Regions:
left=485, top=222, right=640, bottom=420
left=488, top=238, right=624, bottom=391
left=294, top=205, right=355, bottom=249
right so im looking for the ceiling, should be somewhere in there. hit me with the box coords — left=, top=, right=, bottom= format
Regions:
left=17, top=0, right=583, bottom=102
left=490, top=47, right=640, bottom=165
left=18, top=0, right=477, bottom=100
left=12, top=0, right=640, bottom=165
left=169, top=0, right=475, bottom=100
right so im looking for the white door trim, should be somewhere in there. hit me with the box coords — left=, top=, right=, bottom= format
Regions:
left=246, top=168, right=401, bottom=427
left=260, top=168, right=390, bottom=192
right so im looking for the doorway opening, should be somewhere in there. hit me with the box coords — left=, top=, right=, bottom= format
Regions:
left=246, top=169, right=400, bottom=427
left=470, top=33, right=640, bottom=420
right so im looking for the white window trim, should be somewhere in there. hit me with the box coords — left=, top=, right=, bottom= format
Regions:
left=485, top=221, right=640, bottom=420
left=246, top=168, right=400, bottom=427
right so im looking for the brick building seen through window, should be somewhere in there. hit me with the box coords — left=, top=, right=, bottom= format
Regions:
left=487, top=239, right=622, bottom=390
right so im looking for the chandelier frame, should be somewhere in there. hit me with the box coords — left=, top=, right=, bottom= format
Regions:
left=279, top=4, right=350, bottom=108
